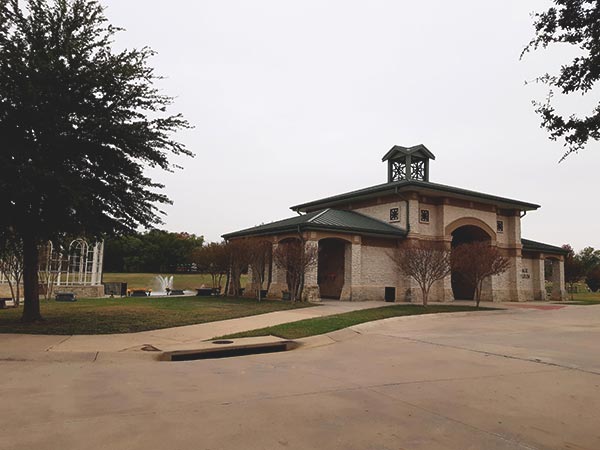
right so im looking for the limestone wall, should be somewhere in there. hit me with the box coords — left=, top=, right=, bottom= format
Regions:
left=351, top=242, right=399, bottom=301
left=519, top=257, right=535, bottom=299
left=0, top=284, right=104, bottom=299
left=350, top=197, right=521, bottom=251
left=0, top=284, right=16, bottom=298
left=352, top=201, right=408, bottom=230
left=413, top=202, right=444, bottom=237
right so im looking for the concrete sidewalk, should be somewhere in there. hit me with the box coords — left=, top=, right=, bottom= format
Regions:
left=0, top=300, right=570, bottom=358
left=2, top=303, right=598, bottom=450
left=0, top=300, right=398, bottom=355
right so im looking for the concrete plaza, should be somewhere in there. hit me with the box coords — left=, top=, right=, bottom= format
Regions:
left=1, top=304, right=599, bottom=450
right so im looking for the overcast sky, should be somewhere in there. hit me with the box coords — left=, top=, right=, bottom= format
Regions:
left=102, top=0, right=599, bottom=251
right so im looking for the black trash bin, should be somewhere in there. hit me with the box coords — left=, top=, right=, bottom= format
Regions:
left=384, top=287, right=396, bottom=302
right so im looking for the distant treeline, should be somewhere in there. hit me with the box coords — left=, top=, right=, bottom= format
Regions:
left=564, top=245, right=600, bottom=292
left=103, top=230, right=204, bottom=273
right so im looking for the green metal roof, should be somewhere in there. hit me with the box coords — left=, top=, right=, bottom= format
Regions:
left=382, top=144, right=436, bottom=161
left=222, top=208, right=407, bottom=240
left=291, top=179, right=541, bottom=213
left=521, top=239, right=568, bottom=255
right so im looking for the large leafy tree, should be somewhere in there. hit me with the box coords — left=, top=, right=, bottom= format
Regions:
left=0, top=0, right=191, bottom=322
left=523, top=1, right=600, bottom=159
left=562, top=244, right=585, bottom=299
left=577, top=246, right=600, bottom=273
left=104, top=231, right=204, bottom=273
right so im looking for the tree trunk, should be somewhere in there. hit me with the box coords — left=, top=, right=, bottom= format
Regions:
left=16, top=278, right=20, bottom=307
left=6, top=278, right=15, bottom=304
left=475, top=282, right=482, bottom=308
left=422, top=287, right=428, bottom=307
left=257, top=276, right=262, bottom=301
left=297, top=272, right=305, bottom=302
left=228, top=267, right=241, bottom=296
left=225, top=266, right=232, bottom=296
left=22, top=235, right=43, bottom=322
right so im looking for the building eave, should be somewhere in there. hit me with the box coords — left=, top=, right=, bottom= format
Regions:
left=521, top=239, right=568, bottom=256
left=222, top=223, right=406, bottom=240
left=291, top=180, right=540, bottom=213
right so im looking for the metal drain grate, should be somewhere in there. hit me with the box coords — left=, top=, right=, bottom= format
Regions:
left=167, top=341, right=299, bottom=361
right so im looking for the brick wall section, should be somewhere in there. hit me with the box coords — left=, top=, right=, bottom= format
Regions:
left=248, top=194, right=562, bottom=303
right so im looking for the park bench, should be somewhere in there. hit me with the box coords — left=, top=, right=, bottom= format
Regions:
left=55, top=292, right=77, bottom=302
left=0, top=298, right=12, bottom=309
left=196, top=288, right=213, bottom=297
left=168, top=289, right=185, bottom=296
left=130, top=290, right=149, bottom=297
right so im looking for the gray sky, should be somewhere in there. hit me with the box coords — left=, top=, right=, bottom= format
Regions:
left=103, top=0, right=599, bottom=251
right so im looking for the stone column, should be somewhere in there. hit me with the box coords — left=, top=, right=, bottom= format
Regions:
left=302, top=240, right=320, bottom=302
left=340, top=242, right=353, bottom=301
left=503, top=253, right=525, bottom=302
left=442, top=274, right=454, bottom=302
left=267, top=242, right=286, bottom=299
left=244, top=266, right=254, bottom=297
left=340, top=238, right=362, bottom=301
left=442, top=239, right=454, bottom=302
left=407, top=197, right=420, bottom=234
left=480, top=275, right=494, bottom=302
left=531, top=255, right=546, bottom=301
left=551, top=259, right=567, bottom=301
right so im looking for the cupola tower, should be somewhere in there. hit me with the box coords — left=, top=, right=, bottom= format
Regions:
left=382, top=144, right=435, bottom=182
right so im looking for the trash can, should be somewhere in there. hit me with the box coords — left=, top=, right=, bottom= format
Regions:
left=384, top=287, right=396, bottom=302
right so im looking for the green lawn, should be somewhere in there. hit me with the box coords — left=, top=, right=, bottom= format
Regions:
left=102, top=273, right=248, bottom=291
left=563, top=292, right=600, bottom=305
left=0, top=296, right=311, bottom=335
left=218, top=304, right=493, bottom=340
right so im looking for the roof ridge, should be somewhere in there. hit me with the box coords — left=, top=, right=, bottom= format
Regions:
left=292, top=179, right=540, bottom=212
left=308, top=208, right=330, bottom=223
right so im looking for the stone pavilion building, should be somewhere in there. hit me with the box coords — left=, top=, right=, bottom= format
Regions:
left=223, top=145, right=567, bottom=303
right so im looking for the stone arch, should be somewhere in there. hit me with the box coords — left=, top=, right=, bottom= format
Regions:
left=445, top=217, right=497, bottom=242
left=276, top=236, right=302, bottom=244
left=541, top=254, right=565, bottom=301
left=318, top=238, right=348, bottom=300
left=315, top=233, right=353, bottom=244
left=449, top=222, right=494, bottom=300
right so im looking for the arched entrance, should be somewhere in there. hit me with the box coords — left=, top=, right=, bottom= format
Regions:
left=451, top=225, right=492, bottom=300
left=544, top=256, right=564, bottom=300
left=318, top=238, right=346, bottom=300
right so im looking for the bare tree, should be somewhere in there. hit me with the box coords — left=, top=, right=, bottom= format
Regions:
left=37, top=242, right=58, bottom=301
left=451, top=241, right=510, bottom=308
left=246, top=239, right=272, bottom=301
left=0, top=232, right=24, bottom=306
left=389, top=241, right=451, bottom=307
left=38, top=238, right=75, bottom=301
left=191, top=242, right=229, bottom=293
left=273, top=239, right=318, bottom=302
left=225, top=239, right=251, bottom=297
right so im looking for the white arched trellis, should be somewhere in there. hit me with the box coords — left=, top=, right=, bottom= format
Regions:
left=1, top=239, right=104, bottom=292
left=39, top=239, right=104, bottom=289
left=61, top=239, right=104, bottom=286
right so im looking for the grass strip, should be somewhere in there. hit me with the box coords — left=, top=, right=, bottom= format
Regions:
left=0, top=296, right=312, bottom=335
left=218, top=304, right=494, bottom=340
